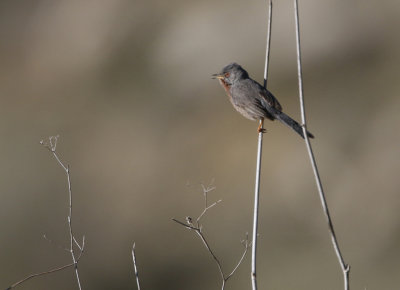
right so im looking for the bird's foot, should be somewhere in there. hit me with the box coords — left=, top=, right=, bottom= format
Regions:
left=257, top=126, right=267, bottom=134
left=257, top=119, right=266, bottom=133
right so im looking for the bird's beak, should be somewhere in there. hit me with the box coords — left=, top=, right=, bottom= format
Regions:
left=212, top=73, right=224, bottom=80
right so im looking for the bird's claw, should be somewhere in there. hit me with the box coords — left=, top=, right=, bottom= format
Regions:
left=257, top=127, right=267, bottom=134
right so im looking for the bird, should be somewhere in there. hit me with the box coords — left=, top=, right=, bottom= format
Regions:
left=212, top=62, right=314, bottom=139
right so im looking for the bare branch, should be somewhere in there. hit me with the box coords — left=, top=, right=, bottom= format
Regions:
left=172, top=218, right=197, bottom=230
left=173, top=184, right=250, bottom=290
left=40, top=135, right=59, bottom=152
left=195, top=230, right=225, bottom=283
left=73, top=236, right=85, bottom=253
left=196, top=180, right=219, bottom=226
left=200, top=180, right=216, bottom=196
left=7, top=136, right=85, bottom=289
left=196, top=199, right=222, bottom=226
left=263, top=0, right=273, bottom=89
left=251, top=2, right=272, bottom=290
left=6, top=254, right=84, bottom=290
left=226, top=234, right=250, bottom=281
left=293, top=1, right=350, bottom=289
left=131, top=243, right=141, bottom=290
left=44, top=136, right=83, bottom=289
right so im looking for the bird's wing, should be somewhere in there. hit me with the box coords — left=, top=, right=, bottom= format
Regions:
left=230, top=80, right=271, bottom=119
left=255, top=81, right=282, bottom=111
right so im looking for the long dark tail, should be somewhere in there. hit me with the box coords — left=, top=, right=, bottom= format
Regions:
left=275, top=112, right=314, bottom=139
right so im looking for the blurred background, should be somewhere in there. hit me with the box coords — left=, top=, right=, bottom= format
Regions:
left=0, top=0, right=399, bottom=289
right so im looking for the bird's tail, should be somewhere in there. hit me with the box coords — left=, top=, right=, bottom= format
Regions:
left=275, top=112, right=314, bottom=139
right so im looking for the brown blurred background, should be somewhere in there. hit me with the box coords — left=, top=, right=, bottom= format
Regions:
left=1, top=0, right=399, bottom=289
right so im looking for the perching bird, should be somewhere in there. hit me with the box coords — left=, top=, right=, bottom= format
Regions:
left=213, top=62, right=314, bottom=139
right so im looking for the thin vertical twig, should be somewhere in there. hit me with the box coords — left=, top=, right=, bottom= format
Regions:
left=131, top=243, right=141, bottom=290
left=6, top=136, right=85, bottom=290
left=293, top=1, right=350, bottom=290
left=263, top=0, right=273, bottom=88
left=251, top=123, right=263, bottom=290
left=49, top=139, right=83, bottom=290
left=251, top=1, right=272, bottom=290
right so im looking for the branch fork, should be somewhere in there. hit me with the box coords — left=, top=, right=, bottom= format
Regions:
left=6, top=136, right=85, bottom=290
left=173, top=182, right=250, bottom=290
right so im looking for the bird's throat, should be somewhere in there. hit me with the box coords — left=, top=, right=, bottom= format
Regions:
left=218, top=79, right=231, bottom=95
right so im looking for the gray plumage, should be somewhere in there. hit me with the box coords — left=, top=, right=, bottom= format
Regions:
left=213, top=62, right=314, bottom=139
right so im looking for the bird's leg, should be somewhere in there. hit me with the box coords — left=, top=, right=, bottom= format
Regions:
left=257, top=119, right=266, bottom=133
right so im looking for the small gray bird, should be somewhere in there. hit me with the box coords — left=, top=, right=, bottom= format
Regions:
left=213, top=62, right=314, bottom=139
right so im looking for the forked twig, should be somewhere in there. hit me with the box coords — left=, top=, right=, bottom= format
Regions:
left=6, top=136, right=85, bottom=290
left=173, top=183, right=250, bottom=290
left=6, top=250, right=84, bottom=290
left=292, top=1, right=350, bottom=289
left=42, top=136, right=84, bottom=289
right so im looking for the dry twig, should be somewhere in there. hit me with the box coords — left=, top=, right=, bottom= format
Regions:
left=5, top=136, right=85, bottom=290
left=251, top=1, right=272, bottom=290
left=173, top=182, right=250, bottom=290
left=131, top=243, right=141, bottom=290
left=292, top=1, right=350, bottom=289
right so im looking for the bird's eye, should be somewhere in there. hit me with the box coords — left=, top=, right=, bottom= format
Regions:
left=224, top=72, right=230, bottom=78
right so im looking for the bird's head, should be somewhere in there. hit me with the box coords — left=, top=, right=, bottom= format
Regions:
left=212, top=63, right=249, bottom=85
